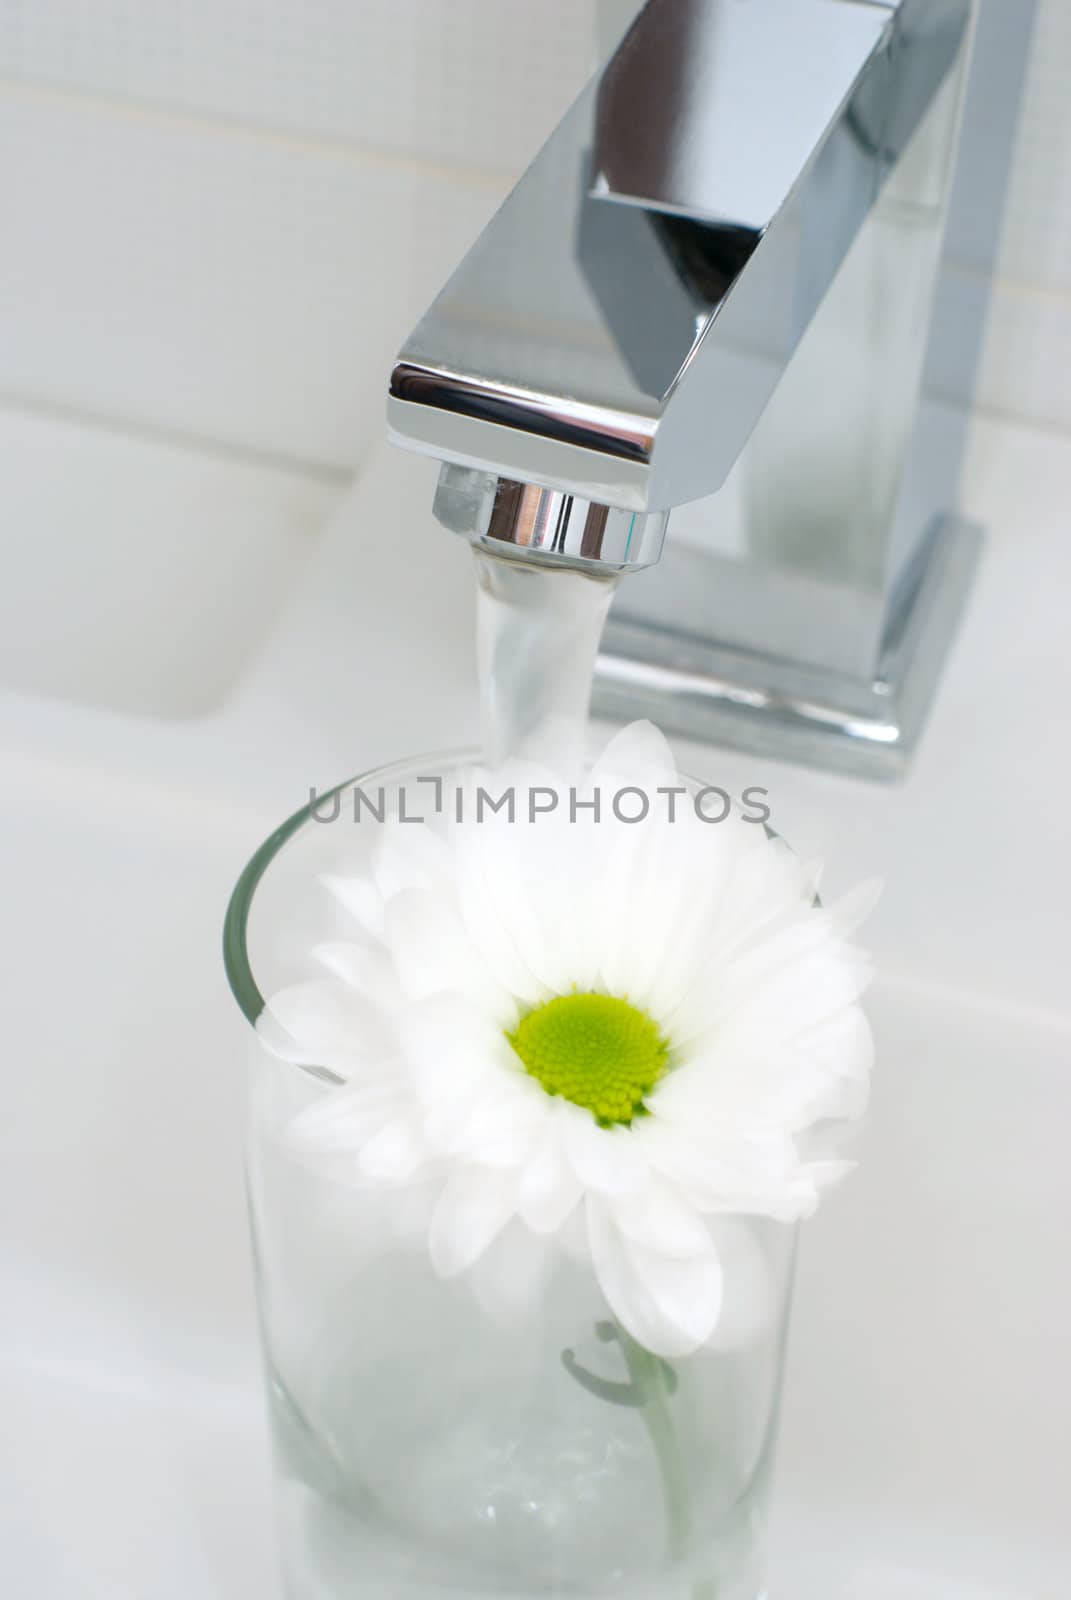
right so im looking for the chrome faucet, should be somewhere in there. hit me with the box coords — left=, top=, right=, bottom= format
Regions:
left=388, top=0, right=1033, bottom=776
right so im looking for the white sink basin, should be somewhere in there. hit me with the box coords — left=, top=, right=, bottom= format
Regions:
left=770, top=984, right=1069, bottom=1598
left=0, top=405, right=338, bottom=718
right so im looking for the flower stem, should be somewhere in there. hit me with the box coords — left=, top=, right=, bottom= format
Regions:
left=562, top=1321, right=717, bottom=1597
left=611, top=1324, right=692, bottom=1560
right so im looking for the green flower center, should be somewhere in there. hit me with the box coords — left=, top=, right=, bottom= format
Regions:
left=508, top=992, right=669, bottom=1126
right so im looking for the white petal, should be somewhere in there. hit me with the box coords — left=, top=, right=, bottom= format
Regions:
left=638, top=1119, right=820, bottom=1220
left=626, top=1239, right=724, bottom=1348
left=469, top=1220, right=554, bottom=1324
left=311, top=941, right=399, bottom=1006
left=827, top=877, right=883, bottom=937
left=590, top=720, right=679, bottom=788
left=422, top=1084, right=501, bottom=1156
left=808, top=1002, right=875, bottom=1079
left=429, top=1169, right=518, bottom=1278
left=383, top=888, right=514, bottom=1023
left=561, top=1107, right=649, bottom=1197
left=451, top=825, right=553, bottom=1007
left=450, top=1079, right=548, bottom=1169
left=706, top=1218, right=784, bottom=1353
left=589, top=820, right=669, bottom=999
left=558, top=1200, right=593, bottom=1264
left=633, top=820, right=742, bottom=1017
left=372, top=819, right=453, bottom=900
left=516, top=1106, right=584, bottom=1234
left=782, top=1005, right=875, bottom=1125
left=471, top=796, right=601, bottom=995
left=358, top=1118, right=434, bottom=1182
left=286, top=1080, right=404, bottom=1154
left=257, top=979, right=385, bottom=1078
left=611, top=1178, right=715, bottom=1259
left=399, top=994, right=522, bottom=1113
left=798, top=1157, right=856, bottom=1192
left=318, top=872, right=385, bottom=940
left=587, top=1198, right=723, bottom=1359
left=592, top=806, right=735, bottom=1005
left=670, top=914, right=873, bottom=1050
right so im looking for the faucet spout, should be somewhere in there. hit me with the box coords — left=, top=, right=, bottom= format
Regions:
left=388, top=0, right=971, bottom=570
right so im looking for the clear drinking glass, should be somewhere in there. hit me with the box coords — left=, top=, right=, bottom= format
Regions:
left=224, top=754, right=798, bottom=1600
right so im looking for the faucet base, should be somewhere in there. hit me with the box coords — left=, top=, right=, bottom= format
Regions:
left=592, top=514, right=981, bottom=781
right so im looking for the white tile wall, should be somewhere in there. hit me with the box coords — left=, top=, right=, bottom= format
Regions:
left=0, top=85, right=509, bottom=470
left=978, top=0, right=1071, bottom=432
left=0, top=0, right=598, bottom=176
left=993, top=0, right=1071, bottom=297
left=977, top=278, right=1071, bottom=434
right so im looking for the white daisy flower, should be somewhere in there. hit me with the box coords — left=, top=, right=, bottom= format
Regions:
left=258, top=722, right=874, bottom=1360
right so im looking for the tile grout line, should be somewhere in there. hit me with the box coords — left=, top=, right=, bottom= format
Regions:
left=945, top=253, right=1071, bottom=309
left=968, top=398, right=1071, bottom=441
left=0, top=74, right=514, bottom=192
left=986, top=269, right=1071, bottom=308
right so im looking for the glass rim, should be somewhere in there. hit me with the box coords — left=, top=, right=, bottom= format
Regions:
left=223, top=746, right=477, bottom=1028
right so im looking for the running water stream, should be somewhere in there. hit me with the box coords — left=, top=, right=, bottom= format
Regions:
left=473, top=548, right=619, bottom=770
